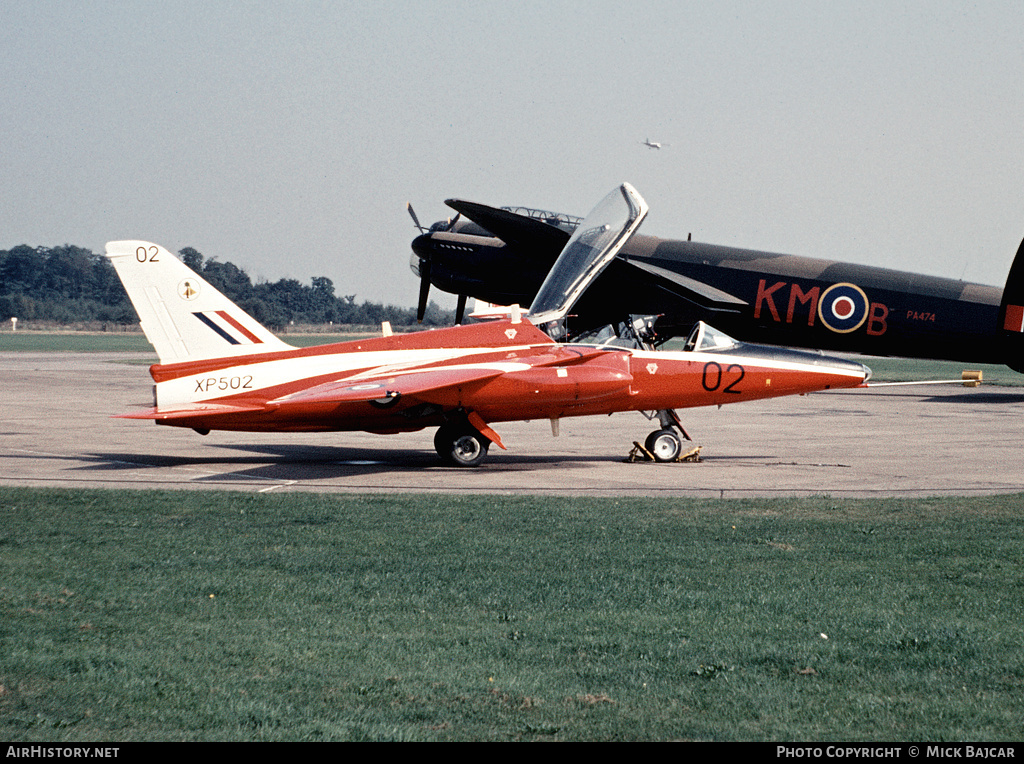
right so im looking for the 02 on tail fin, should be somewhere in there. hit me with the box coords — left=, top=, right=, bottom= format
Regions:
left=105, top=241, right=294, bottom=364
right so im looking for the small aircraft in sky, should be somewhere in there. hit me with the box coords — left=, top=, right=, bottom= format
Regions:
left=409, top=194, right=1024, bottom=373
left=641, top=138, right=665, bottom=149
left=106, top=184, right=869, bottom=466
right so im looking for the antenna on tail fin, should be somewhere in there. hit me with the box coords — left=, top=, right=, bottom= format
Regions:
left=105, top=241, right=294, bottom=364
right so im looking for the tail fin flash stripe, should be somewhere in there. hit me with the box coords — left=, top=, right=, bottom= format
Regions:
left=1004, top=304, right=1024, bottom=333
left=216, top=310, right=263, bottom=344
left=192, top=311, right=267, bottom=346
left=193, top=312, right=240, bottom=344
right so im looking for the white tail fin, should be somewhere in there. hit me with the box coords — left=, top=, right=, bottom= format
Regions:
left=105, top=241, right=294, bottom=364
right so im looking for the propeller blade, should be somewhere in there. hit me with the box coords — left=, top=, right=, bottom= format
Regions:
left=445, top=212, right=461, bottom=232
left=417, top=259, right=432, bottom=322
left=407, top=202, right=425, bottom=233
left=455, top=294, right=467, bottom=325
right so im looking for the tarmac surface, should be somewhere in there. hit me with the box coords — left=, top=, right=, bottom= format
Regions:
left=3, top=351, right=1024, bottom=498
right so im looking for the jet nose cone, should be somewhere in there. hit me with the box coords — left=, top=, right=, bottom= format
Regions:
left=838, top=358, right=871, bottom=384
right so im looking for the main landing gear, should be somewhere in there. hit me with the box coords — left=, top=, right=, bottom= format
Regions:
left=434, top=420, right=490, bottom=467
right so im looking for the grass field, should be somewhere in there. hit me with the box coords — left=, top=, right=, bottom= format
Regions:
left=2, top=488, right=1023, bottom=741
left=0, top=331, right=373, bottom=354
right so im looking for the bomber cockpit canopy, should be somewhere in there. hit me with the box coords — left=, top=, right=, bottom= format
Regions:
left=527, top=183, right=648, bottom=339
left=500, top=206, right=583, bottom=233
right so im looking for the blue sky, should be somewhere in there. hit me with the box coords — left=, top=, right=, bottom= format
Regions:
left=3, top=0, right=1023, bottom=307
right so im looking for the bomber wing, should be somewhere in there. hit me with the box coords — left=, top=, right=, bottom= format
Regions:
left=445, top=199, right=570, bottom=257
left=616, top=257, right=748, bottom=312
left=558, top=257, right=750, bottom=338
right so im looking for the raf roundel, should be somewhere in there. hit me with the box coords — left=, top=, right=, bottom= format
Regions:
left=818, top=282, right=869, bottom=334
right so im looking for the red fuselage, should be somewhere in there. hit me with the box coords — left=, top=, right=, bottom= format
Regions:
left=123, top=319, right=869, bottom=435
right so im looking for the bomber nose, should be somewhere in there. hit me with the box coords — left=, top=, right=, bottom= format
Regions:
left=410, top=233, right=434, bottom=278
left=411, top=232, right=433, bottom=256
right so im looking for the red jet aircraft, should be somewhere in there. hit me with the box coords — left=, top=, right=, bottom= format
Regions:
left=106, top=184, right=870, bottom=466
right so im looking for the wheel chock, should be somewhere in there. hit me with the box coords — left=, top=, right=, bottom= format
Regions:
left=627, top=441, right=655, bottom=462
left=626, top=442, right=703, bottom=463
left=679, top=445, right=703, bottom=462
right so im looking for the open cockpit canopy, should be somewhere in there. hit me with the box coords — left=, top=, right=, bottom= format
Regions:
left=527, top=183, right=648, bottom=338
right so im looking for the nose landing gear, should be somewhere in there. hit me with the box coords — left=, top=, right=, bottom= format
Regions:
left=645, top=427, right=684, bottom=461
left=632, top=408, right=700, bottom=463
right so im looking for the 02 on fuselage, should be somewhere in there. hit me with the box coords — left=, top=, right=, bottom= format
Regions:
left=107, top=183, right=870, bottom=467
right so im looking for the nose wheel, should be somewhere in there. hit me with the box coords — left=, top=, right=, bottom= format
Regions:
left=645, top=428, right=683, bottom=462
left=632, top=408, right=699, bottom=463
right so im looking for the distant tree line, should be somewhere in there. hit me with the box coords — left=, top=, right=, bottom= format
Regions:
left=0, top=244, right=452, bottom=328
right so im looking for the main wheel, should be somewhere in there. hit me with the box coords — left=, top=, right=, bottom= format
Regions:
left=645, top=428, right=682, bottom=462
left=435, top=423, right=490, bottom=467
